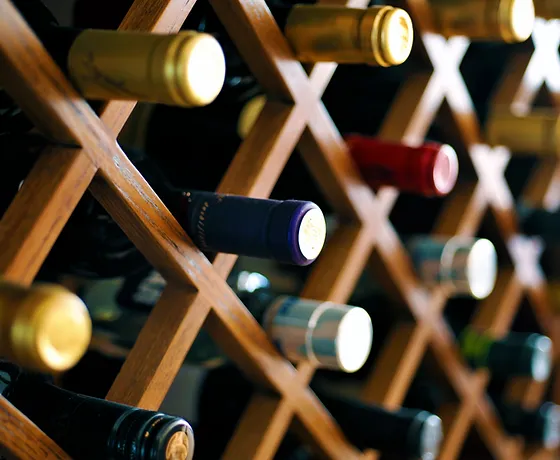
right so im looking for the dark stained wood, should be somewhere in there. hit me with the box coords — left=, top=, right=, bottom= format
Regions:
left=0, top=0, right=558, bottom=457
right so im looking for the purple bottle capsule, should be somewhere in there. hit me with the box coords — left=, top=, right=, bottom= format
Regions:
left=176, top=191, right=327, bottom=265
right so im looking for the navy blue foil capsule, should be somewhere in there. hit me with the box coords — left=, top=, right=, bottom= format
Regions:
left=176, top=191, right=327, bottom=265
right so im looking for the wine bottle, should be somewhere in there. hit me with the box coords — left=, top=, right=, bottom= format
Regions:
left=236, top=95, right=462, bottom=197
left=12, top=0, right=226, bottom=107
left=406, top=236, right=498, bottom=299
left=428, top=0, right=536, bottom=43
left=90, top=269, right=374, bottom=373
left=533, top=0, right=560, bottom=19
left=171, top=190, right=327, bottom=266
left=0, top=363, right=195, bottom=460
left=0, top=279, right=91, bottom=372
left=486, top=108, right=560, bottom=156
left=160, top=361, right=442, bottom=459
left=456, top=326, right=552, bottom=381
left=313, top=386, right=443, bottom=460
left=405, top=374, right=560, bottom=450
left=274, top=4, right=414, bottom=66
left=495, top=400, right=560, bottom=448
left=345, top=135, right=459, bottom=197
left=36, top=146, right=328, bottom=288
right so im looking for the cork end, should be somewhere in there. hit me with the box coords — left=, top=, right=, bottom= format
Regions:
left=171, top=32, right=226, bottom=107
left=466, top=238, right=498, bottom=299
left=165, top=431, right=191, bottom=460
left=500, top=0, right=535, bottom=42
left=237, top=95, right=267, bottom=139
left=418, top=414, right=443, bottom=460
left=16, top=284, right=92, bottom=372
left=297, top=207, right=327, bottom=262
left=432, top=144, right=459, bottom=196
left=530, top=335, right=552, bottom=382
left=335, top=307, right=373, bottom=373
left=543, top=404, right=560, bottom=449
left=378, top=7, right=414, bottom=66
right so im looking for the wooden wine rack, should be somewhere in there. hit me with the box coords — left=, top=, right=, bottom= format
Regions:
left=0, top=0, right=558, bottom=458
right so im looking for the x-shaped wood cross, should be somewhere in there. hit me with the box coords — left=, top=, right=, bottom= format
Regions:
left=0, top=0, right=558, bottom=458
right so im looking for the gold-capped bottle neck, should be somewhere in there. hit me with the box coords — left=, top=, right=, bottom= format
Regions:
left=487, top=108, right=560, bottom=156
left=4, top=282, right=92, bottom=372
left=499, top=0, right=535, bottom=42
left=237, top=95, right=267, bottom=139
left=68, top=30, right=226, bottom=107
left=284, top=5, right=413, bottom=65
left=363, top=6, right=414, bottom=67
left=153, top=31, right=226, bottom=107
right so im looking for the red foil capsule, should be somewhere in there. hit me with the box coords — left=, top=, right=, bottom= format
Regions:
left=345, top=135, right=459, bottom=197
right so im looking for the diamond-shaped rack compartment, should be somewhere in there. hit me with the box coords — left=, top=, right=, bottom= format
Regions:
left=0, top=0, right=558, bottom=458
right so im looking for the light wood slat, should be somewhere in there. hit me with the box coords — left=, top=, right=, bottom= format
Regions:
left=0, top=396, right=70, bottom=460
left=0, top=0, right=198, bottom=283
left=105, top=283, right=211, bottom=408
left=0, top=2, right=361, bottom=458
left=91, top=158, right=361, bottom=457
left=100, top=0, right=201, bottom=134
left=361, top=323, right=431, bottom=407
left=0, top=0, right=558, bottom=455
left=221, top=224, right=374, bottom=457
left=222, top=394, right=292, bottom=460
left=438, top=400, right=478, bottom=460
left=0, top=148, right=96, bottom=284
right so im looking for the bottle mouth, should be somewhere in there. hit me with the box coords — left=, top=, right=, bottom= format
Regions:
left=529, top=334, right=552, bottom=382
left=296, top=207, right=327, bottom=262
left=21, top=284, right=92, bottom=372
left=418, top=414, right=443, bottom=460
left=172, top=32, right=226, bottom=107
left=335, top=307, right=373, bottom=373
left=500, top=0, right=535, bottom=42
left=466, top=238, right=498, bottom=299
left=432, top=144, right=459, bottom=196
left=377, top=7, right=414, bottom=66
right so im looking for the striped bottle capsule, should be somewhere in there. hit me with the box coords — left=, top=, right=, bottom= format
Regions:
left=406, top=236, right=498, bottom=299
left=263, top=296, right=373, bottom=372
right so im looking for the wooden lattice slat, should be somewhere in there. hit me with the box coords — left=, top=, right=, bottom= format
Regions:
left=0, top=0, right=559, bottom=458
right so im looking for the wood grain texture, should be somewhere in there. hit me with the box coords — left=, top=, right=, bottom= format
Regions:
left=0, top=396, right=70, bottom=460
left=0, top=148, right=96, bottom=284
left=0, top=0, right=559, bottom=457
left=0, top=2, right=361, bottom=457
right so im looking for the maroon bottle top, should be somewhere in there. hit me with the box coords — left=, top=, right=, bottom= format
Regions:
left=345, top=135, right=459, bottom=197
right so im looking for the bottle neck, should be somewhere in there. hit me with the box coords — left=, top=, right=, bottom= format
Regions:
left=13, top=0, right=82, bottom=74
left=3, top=371, right=133, bottom=460
left=3, top=368, right=194, bottom=460
left=312, top=386, right=442, bottom=458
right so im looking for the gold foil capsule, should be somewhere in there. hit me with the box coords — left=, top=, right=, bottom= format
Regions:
left=429, top=0, right=535, bottom=43
left=0, top=280, right=92, bottom=372
left=237, top=95, right=267, bottom=139
left=68, top=30, right=226, bottom=107
left=534, top=0, right=560, bottom=19
left=486, top=109, right=560, bottom=156
left=284, top=5, right=414, bottom=66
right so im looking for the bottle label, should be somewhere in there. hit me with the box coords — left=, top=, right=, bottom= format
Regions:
left=459, top=327, right=494, bottom=368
